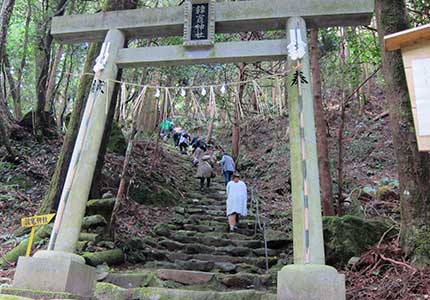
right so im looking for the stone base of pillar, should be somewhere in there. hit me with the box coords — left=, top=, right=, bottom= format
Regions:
left=11, top=251, right=96, bottom=299
left=277, top=264, right=345, bottom=300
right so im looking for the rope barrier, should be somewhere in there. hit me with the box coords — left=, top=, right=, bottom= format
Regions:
left=61, top=64, right=301, bottom=92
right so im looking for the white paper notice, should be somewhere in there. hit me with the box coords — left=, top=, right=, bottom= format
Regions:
left=412, top=59, right=430, bottom=136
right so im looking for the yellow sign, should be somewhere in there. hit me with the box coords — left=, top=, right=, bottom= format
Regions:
left=21, top=213, right=55, bottom=257
left=21, top=213, right=55, bottom=228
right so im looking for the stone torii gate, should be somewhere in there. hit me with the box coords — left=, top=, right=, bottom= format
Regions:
left=10, top=1, right=373, bottom=299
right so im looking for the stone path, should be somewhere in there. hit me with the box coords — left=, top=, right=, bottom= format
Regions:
left=78, top=153, right=292, bottom=299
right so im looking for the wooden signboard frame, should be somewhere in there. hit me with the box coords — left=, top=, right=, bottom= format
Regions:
left=183, top=0, right=215, bottom=47
left=385, top=24, right=430, bottom=152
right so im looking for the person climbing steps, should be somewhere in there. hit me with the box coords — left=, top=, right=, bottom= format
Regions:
left=226, top=172, right=248, bottom=232
left=196, top=155, right=214, bottom=192
left=219, top=153, right=236, bottom=186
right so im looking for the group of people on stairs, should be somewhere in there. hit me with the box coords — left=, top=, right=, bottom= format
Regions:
left=193, top=150, right=248, bottom=232
left=159, top=120, right=248, bottom=233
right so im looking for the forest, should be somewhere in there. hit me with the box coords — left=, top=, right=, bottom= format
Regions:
left=0, top=0, right=430, bottom=300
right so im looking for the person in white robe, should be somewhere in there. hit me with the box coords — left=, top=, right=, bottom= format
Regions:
left=226, top=172, right=248, bottom=232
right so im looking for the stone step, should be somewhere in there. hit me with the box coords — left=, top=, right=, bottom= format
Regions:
left=163, top=232, right=264, bottom=248
left=173, top=216, right=256, bottom=230
left=185, top=198, right=224, bottom=206
left=95, top=282, right=277, bottom=300
left=142, top=259, right=265, bottom=275
left=178, top=223, right=256, bottom=236
left=104, top=269, right=275, bottom=291
left=157, top=239, right=259, bottom=257
left=140, top=248, right=279, bottom=271
left=152, top=229, right=263, bottom=241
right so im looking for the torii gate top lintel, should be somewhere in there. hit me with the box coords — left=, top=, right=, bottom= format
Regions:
left=51, top=0, right=374, bottom=44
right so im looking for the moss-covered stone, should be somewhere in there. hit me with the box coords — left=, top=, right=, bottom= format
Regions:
left=86, top=198, right=116, bottom=222
left=0, top=226, right=50, bottom=267
left=0, top=296, right=33, bottom=300
left=107, top=122, right=126, bottom=155
left=412, top=227, right=430, bottom=267
left=82, top=215, right=107, bottom=230
left=83, top=248, right=124, bottom=266
left=323, top=215, right=395, bottom=267
left=79, top=232, right=101, bottom=242
left=153, top=224, right=172, bottom=237
left=129, top=184, right=178, bottom=207
left=0, top=288, right=77, bottom=299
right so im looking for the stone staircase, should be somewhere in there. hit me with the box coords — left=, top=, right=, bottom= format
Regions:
left=78, top=154, right=292, bottom=299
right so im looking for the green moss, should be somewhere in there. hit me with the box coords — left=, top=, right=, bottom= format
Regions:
left=6, top=175, right=32, bottom=191
left=0, top=226, right=50, bottom=267
left=82, top=248, right=124, bottom=266
left=413, top=227, right=430, bottom=267
left=323, top=215, right=395, bottom=267
left=0, top=296, right=33, bottom=300
left=107, top=122, right=126, bottom=155
left=95, top=282, right=127, bottom=300
left=130, top=184, right=178, bottom=207
left=0, top=288, right=76, bottom=300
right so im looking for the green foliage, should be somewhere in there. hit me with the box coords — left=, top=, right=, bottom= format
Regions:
left=320, top=26, right=381, bottom=94
left=414, top=227, right=430, bottom=266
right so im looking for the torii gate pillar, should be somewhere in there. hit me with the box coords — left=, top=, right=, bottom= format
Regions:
left=277, top=17, right=345, bottom=300
left=10, top=29, right=125, bottom=299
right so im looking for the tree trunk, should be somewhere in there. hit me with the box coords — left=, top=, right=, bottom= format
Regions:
left=34, top=0, right=67, bottom=135
left=13, top=0, right=32, bottom=121
left=0, top=0, right=16, bottom=156
left=0, top=0, right=15, bottom=63
left=336, top=28, right=347, bottom=216
left=138, top=71, right=160, bottom=135
left=310, top=29, right=334, bottom=216
left=44, top=44, right=64, bottom=113
left=376, top=0, right=430, bottom=266
left=57, top=58, right=73, bottom=129
left=3, top=54, right=19, bottom=117
left=90, top=70, right=123, bottom=198
left=232, top=64, right=245, bottom=163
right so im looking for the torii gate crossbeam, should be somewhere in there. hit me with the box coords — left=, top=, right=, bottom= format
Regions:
left=51, top=0, right=373, bottom=43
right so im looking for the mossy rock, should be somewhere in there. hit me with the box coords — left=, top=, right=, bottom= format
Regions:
left=153, top=224, right=172, bottom=237
left=0, top=296, right=33, bottom=300
left=83, top=248, right=124, bottom=266
left=86, top=198, right=116, bottom=221
left=108, top=122, right=126, bottom=155
left=323, top=215, right=395, bottom=267
left=412, top=227, right=430, bottom=267
left=265, top=230, right=292, bottom=249
left=0, top=288, right=76, bottom=299
left=82, top=215, right=107, bottom=230
left=129, top=184, right=178, bottom=207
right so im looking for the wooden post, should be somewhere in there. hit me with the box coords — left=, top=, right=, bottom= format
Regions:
left=48, top=29, right=125, bottom=253
left=286, top=17, right=325, bottom=265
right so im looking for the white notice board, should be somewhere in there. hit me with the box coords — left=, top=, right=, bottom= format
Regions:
left=412, top=58, right=430, bottom=136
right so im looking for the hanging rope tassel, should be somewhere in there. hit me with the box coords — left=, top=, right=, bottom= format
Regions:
left=120, top=82, right=128, bottom=122
left=133, top=86, right=147, bottom=133
left=209, top=86, right=217, bottom=119
left=275, top=78, right=283, bottom=116
left=252, top=80, right=263, bottom=114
